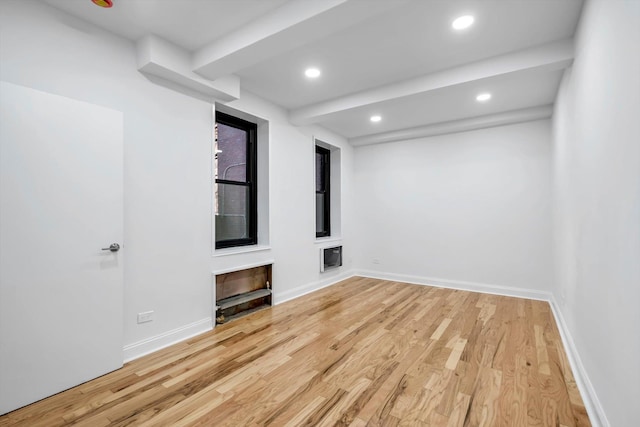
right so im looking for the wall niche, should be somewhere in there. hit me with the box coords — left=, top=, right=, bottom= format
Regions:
left=215, top=264, right=272, bottom=324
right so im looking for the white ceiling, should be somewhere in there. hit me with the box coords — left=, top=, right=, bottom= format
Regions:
left=42, top=0, right=291, bottom=50
left=42, top=0, right=584, bottom=145
left=320, top=69, right=565, bottom=138
left=238, top=0, right=581, bottom=109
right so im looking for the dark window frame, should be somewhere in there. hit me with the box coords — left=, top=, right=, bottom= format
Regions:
left=316, top=145, right=330, bottom=238
left=215, top=111, right=258, bottom=249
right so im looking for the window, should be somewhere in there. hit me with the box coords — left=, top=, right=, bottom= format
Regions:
left=316, top=145, right=330, bottom=237
left=215, top=112, right=257, bottom=249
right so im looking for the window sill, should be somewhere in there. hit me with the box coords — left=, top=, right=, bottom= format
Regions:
left=213, top=244, right=271, bottom=258
left=315, top=237, right=342, bottom=246
left=212, top=259, right=274, bottom=276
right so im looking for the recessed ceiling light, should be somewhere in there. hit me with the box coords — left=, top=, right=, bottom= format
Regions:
left=452, top=15, right=474, bottom=30
left=476, top=93, right=492, bottom=102
left=305, top=68, right=321, bottom=78
left=370, top=115, right=382, bottom=122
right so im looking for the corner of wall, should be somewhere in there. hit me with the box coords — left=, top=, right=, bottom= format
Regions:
left=123, top=318, right=212, bottom=363
left=354, top=270, right=553, bottom=302
left=273, top=269, right=356, bottom=305
left=547, top=297, right=610, bottom=427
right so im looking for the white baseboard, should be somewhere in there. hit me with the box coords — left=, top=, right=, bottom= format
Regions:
left=123, top=317, right=212, bottom=363
left=355, top=269, right=552, bottom=301
left=273, top=269, right=356, bottom=305
left=548, top=297, right=609, bottom=427
left=121, top=272, right=356, bottom=363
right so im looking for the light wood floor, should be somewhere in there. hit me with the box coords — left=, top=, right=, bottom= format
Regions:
left=0, top=277, right=590, bottom=426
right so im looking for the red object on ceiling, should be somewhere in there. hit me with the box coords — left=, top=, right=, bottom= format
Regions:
left=91, top=0, right=113, bottom=8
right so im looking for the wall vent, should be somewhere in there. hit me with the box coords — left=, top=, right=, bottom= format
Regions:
left=320, top=246, right=342, bottom=272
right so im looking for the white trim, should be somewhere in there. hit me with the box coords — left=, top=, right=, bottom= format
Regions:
left=123, top=318, right=212, bottom=363
left=548, top=297, right=608, bottom=427
left=355, top=270, right=552, bottom=301
left=273, top=270, right=355, bottom=305
left=314, top=237, right=343, bottom=246
left=212, top=259, right=274, bottom=275
left=213, top=245, right=272, bottom=258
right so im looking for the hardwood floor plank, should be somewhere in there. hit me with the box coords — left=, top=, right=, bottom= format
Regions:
left=447, top=392, right=471, bottom=427
left=445, top=338, right=468, bottom=370
left=354, top=344, right=425, bottom=424
left=282, top=396, right=325, bottom=427
left=497, top=300, right=528, bottom=426
left=302, top=388, right=347, bottom=426
left=464, top=367, right=502, bottom=427
left=366, top=374, right=409, bottom=426
left=136, top=387, right=227, bottom=427
left=315, top=377, right=371, bottom=427
left=0, top=278, right=590, bottom=426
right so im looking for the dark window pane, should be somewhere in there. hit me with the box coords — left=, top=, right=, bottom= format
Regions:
left=215, top=112, right=257, bottom=249
left=316, top=152, right=324, bottom=192
left=316, top=193, right=325, bottom=234
left=215, top=183, right=250, bottom=241
left=217, top=123, right=247, bottom=182
left=315, top=145, right=330, bottom=237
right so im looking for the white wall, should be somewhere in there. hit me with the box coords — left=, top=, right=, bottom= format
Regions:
left=552, top=1, right=640, bottom=425
left=353, top=120, right=553, bottom=295
left=0, top=0, right=354, bottom=359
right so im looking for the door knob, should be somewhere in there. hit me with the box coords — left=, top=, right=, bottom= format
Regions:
left=101, top=243, right=120, bottom=252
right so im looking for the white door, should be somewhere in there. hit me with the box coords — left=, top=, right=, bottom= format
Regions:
left=0, top=81, right=124, bottom=414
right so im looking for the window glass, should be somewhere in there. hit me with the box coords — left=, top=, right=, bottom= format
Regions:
left=316, top=193, right=325, bottom=234
left=215, top=112, right=257, bottom=249
left=217, top=123, right=247, bottom=182
left=315, top=146, right=330, bottom=237
left=215, top=183, right=251, bottom=241
left=315, top=152, right=325, bottom=192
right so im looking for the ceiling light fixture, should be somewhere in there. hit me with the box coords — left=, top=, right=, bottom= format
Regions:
left=476, top=93, right=492, bottom=102
left=370, top=115, right=382, bottom=123
left=305, top=68, right=321, bottom=78
left=452, top=15, right=474, bottom=30
left=91, top=0, right=113, bottom=8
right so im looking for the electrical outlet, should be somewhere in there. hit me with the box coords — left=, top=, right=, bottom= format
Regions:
left=372, top=258, right=380, bottom=265
left=137, top=311, right=154, bottom=324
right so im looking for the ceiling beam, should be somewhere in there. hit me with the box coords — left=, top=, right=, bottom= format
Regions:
left=137, top=35, right=239, bottom=102
left=290, top=39, right=574, bottom=126
left=349, top=105, right=554, bottom=146
left=192, top=0, right=411, bottom=80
